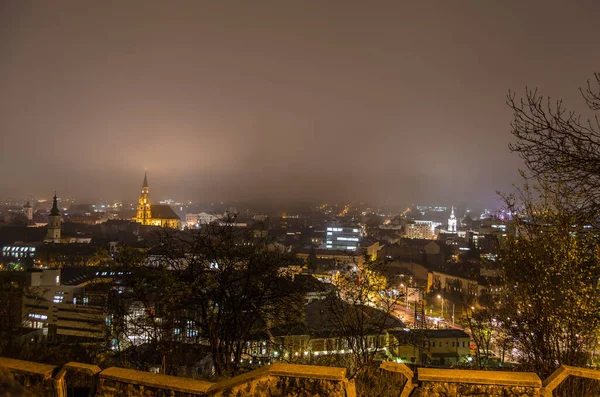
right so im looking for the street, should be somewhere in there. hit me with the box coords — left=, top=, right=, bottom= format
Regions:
left=393, top=303, right=464, bottom=330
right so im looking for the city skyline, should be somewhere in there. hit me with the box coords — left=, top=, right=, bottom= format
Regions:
left=2, top=1, right=600, bottom=208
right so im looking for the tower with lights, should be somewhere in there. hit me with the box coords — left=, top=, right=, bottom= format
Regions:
left=448, top=206, right=457, bottom=233
left=45, top=194, right=61, bottom=243
left=135, top=171, right=152, bottom=224
left=133, top=171, right=181, bottom=228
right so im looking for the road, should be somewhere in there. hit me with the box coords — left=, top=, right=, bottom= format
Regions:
left=393, top=303, right=464, bottom=330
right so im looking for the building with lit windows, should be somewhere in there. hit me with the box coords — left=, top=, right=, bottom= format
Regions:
left=324, top=225, right=362, bottom=251
left=405, top=221, right=437, bottom=240
left=132, top=171, right=181, bottom=229
left=22, top=268, right=129, bottom=340
left=390, top=329, right=470, bottom=366
left=185, top=212, right=221, bottom=228
left=1, top=242, right=41, bottom=261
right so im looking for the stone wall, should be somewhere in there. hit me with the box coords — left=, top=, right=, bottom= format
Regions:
left=96, top=367, right=213, bottom=397
left=0, top=358, right=353, bottom=397
left=417, top=368, right=542, bottom=397
left=419, top=381, right=540, bottom=397
left=0, top=357, right=596, bottom=397
left=0, top=357, right=57, bottom=397
left=209, top=363, right=353, bottom=397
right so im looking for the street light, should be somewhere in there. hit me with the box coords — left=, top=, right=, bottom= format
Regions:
left=401, top=283, right=408, bottom=309
left=437, top=294, right=444, bottom=318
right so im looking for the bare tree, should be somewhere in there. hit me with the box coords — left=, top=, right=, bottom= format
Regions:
left=507, top=73, right=600, bottom=219
left=119, top=219, right=305, bottom=377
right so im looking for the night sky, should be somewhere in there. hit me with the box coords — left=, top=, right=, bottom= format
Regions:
left=2, top=1, right=599, bottom=208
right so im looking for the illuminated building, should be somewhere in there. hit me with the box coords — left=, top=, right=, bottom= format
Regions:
left=185, top=212, right=221, bottom=228
left=447, top=206, right=457, bottom=233
left=2, top=242, right=40, bottom=260
left=132, top=171, right=181, bottom=228
left=405, top=220, right=437, bottom=240
left=45, top=194, right=62, bottom=243
left=324, top=225, right=362, bottom=251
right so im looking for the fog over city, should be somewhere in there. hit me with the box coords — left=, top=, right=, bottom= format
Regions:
left=2, top=1, right=599, bottom=208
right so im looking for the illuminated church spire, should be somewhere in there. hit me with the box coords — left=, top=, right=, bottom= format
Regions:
left=135, top=170, right=152, bottom=224
left=132, top=170, right=182, bottom=228
left=448, top=206, right=457, bottom=233
left=45, top=193, right=61, bottom=243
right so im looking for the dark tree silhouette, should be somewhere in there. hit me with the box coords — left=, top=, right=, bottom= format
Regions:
left=507, top=73, right=600, bottom=219
left=121, top=217, right=305, bottom=377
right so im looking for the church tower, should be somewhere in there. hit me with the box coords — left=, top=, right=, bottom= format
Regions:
left=45, top=194, right=61, bottom=243
left=448, top=206, right=457, bottom=233
left=23, top=200, right=33, bottom=222
left=135, top=171, right=152, bottom=225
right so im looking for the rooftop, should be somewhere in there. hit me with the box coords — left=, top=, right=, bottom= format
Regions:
left=151, top=204, right=180, bottom=220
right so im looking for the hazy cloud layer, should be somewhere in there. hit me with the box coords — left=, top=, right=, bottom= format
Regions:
left=2, top=1, right=599, bottom=208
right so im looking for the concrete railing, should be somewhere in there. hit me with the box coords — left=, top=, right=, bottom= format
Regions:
left=1, top=356, right=598, bottom=397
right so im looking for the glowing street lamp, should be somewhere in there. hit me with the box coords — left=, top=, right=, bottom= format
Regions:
left=437, top=294, right=444, bottom=318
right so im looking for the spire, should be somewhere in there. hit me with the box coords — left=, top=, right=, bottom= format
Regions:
left=448, top=206, right=457, bottom=233
left=50, top=193, right=60, bottom=216
left=24, top=200, right=31, bottom=208
left=142, top=170, right=148, bottom=188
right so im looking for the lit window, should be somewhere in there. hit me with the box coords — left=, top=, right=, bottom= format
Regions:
left=28, top=313, right=47, bottom=320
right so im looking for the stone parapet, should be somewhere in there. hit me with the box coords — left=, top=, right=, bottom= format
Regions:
left=0, top=357, right=597, bottom=397
left=418, top=368, right=542, bottom=386
left=0, top=357, right=57, bottom=396
left=0, top=356, right=56, bottom=378
left=208, top=363, right=353, bottom=397
left=417, top=368, right=542, bottom=397
left=541, top=365, right=600, bottom=397
left=55, top=362, right=102, bottom=397
left=98, top=367, right=214, bottom=396
left=379, top=362, right=415, bottom=397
